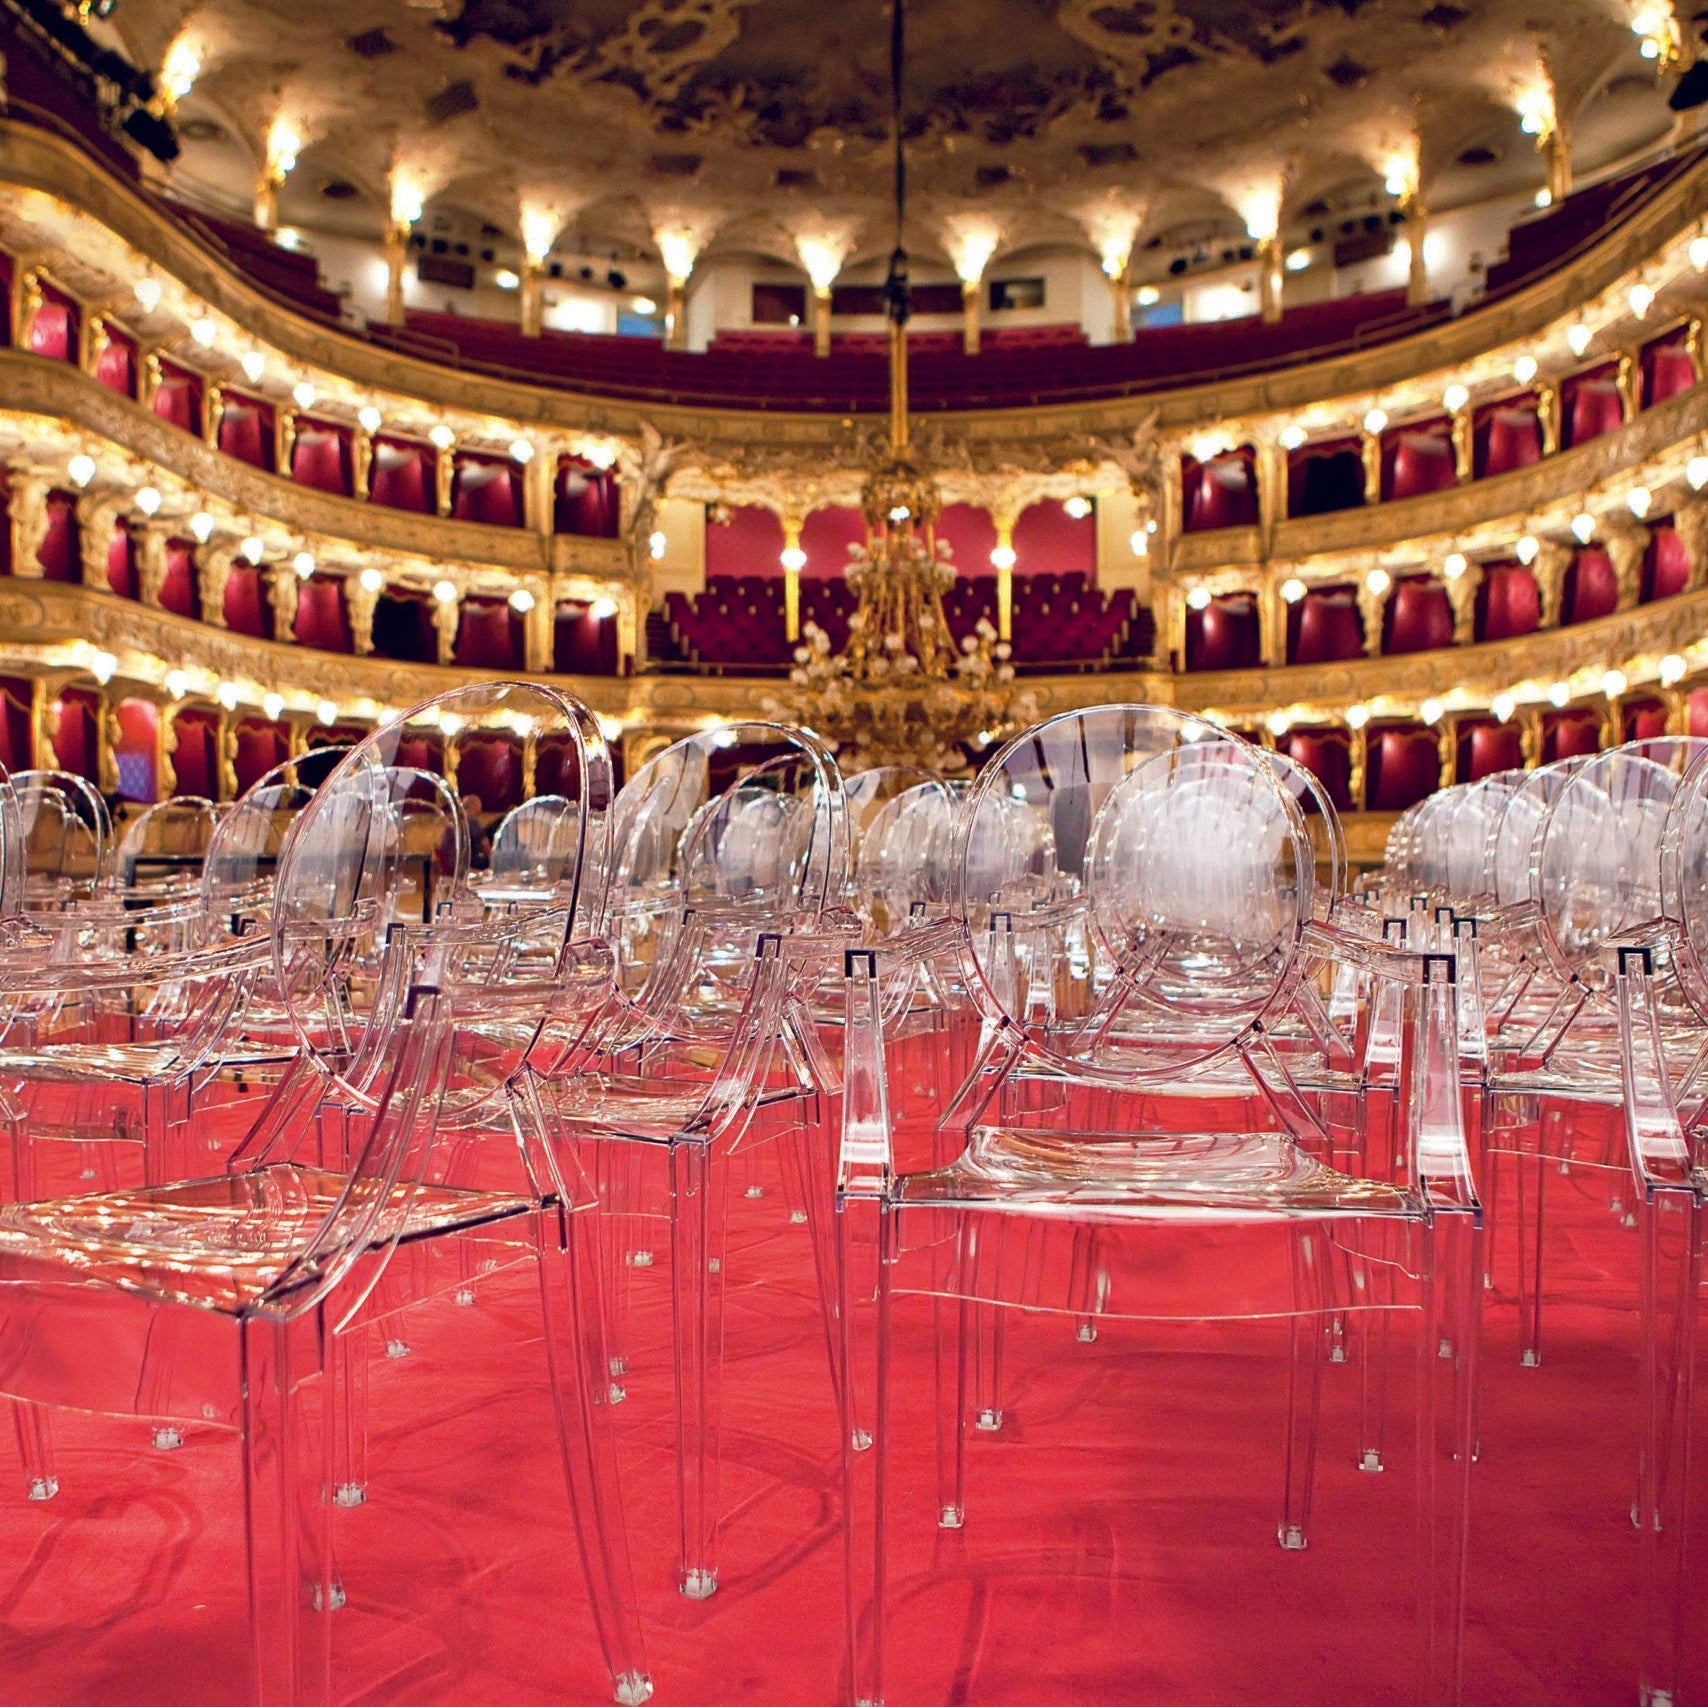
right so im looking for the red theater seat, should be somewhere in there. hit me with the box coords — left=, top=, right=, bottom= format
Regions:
left=1644, top=524, right=1691, bottom=601
left=1277, top=729, right=1354, bottom=813
left=1382, top=421, right=1457, bottom=501
left=1623, top=699, right=1671, bottom=742
left=152, top=367, right=203, bottom=435
left=1289, top=588, right=1363, bottom=665
left=217, top=397, right=275, bottom=471
left=1543, top=710, right=1604, bottom=762
left=1642, top=337, right=1695, bottom=408
left=1477, top=565, right=1541, bottom=640
left=452, top=459, right=523, bottom=528
left=370, top=440, right=434, bottom=513
left=1563, top=548, right=1619, bottom=624
left=168, top=710, right=218, bottom=798
left=1383, top=578, right=1454, bottom=654
left=1474, top=401, right=1544, bottom=478
left=233, top=720, right=291, bottom=796
left=1366, top=725, right=1440, bottom=812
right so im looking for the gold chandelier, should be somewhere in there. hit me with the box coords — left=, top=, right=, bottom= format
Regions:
left=772, top=0, right=1033, bottom=775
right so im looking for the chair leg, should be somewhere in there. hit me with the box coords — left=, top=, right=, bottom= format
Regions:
left=1638, top=1191, right=1702, bottom=1707
left=1280, top=1226, right=1327, bottom=1550
left=535, top=1206, right=655, bottom=1706
left=11, top=1400, right=56, bottom=1500
left=239, top=1313, right=335, bottom=1707
left=1417, top=1211, right=1482, bottom=1707
left=934, top=1290, right=969, bottom=1530
left=971, top=1303, right=1006, bottom=1432
left=1516, top=1113, right=1553, bottom=1367
left=670, top=1140, right=727, bottom=1599
left=838, top=1195, right=889, bottom=1707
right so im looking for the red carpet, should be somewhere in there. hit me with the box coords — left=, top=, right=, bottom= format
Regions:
left=0, top=1135, right=1701, bottom=1706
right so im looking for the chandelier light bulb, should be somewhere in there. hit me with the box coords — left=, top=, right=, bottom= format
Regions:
left=428, top=424, right=456, bottom=451
left=190, top=317, right=217, bottom=348
left=432, top=579, right=458, bottom=604
left=1063, top=496, right=1092, bottom=520
left=358, top=405, right=383, bottom=434
left=358, top=567, right=385, bottom=594
left=134, top=486, right=161, bottom=516
left=1513, top=354, right=1539, bottom=385
left=1661, top=653, right=1688, bottom=686
left=1548, top=681, right=1571, bottom=707
left=508, top=588, right=536, bottom=613
left=1442, top=383, right=1469, bottom=413
left=240, top=350, right=266, bottom=384
left=1186, top=586, right=1212, bottom=611
left=1492, top=692, right=1516, bottom=722
left=241, top=535, right=265, bottom=564
left=190, top=511, right=215, bottom=543
left=1566, top=323, right=1594, bottom=358
left=133, top=277, right=162, bottom=313
left=1362, top=408, right=1388, bottom=435
left=67, top=453, right=96, bottom=488
left=591, top=595, right=619, bottom=620
left=263, top=692, right=285, bottom=720
left=1627, top=486, right=1653, bottom=519
left=1345, top=704, right=1370, bottom=730
left=989, top=544, right=1017, bottom=571
left=1570, top=512, right=1597, bottom=544
left=1280, top=577, right=1307, bottom=603
left=1516, top=534, right=1540, bottom=564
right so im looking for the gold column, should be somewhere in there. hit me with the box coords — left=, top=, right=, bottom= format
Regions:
left=1545, top=124, right=1572, bottom=204
left=992, top=514, right=1017, bottom=642
left=1260, top=576, right=1288, bottom=666
left=1536, top=381, right=1560, bottom=457
left=352, top=427, right=373, bottom=501
left=1356, top=577, right=1388, bottom=657
left=1533, top=540, right=1572, bottom=628
left=384, top=222, right=409, bottom=328
left=97, top=692, right=118, bottom=797
left=520, top=259, right=544, bottom=338
left=1445, top=563, right=1481, bottom=644
left=434, top=590, right=460, bottom=666
left=253, top=172, right=278, bottom=233
left=521, top=581, right=551, bottom=672
left=7, top=472, right=50, bottom=578
left=781, top=518, right=804, bottom=642
left=812, top=284, right=832, bottom=358
left=1360, top=430, right=1382, bottom=504
left=1348, top=725, right=1368, bottom=811
left=1405, top=202, right=1429, bottom=307
left=344, top=571, right=379, bottom=655
left=265, top=564, right=299, bottom=643
left=435, top=445, right=455, bottom=518
left=198, top=545, right=234, bottom=630
left=528, top=445, right=555, bottom=538
left=1436, top=717, right=1457, bottom=790
left=1449, top=405, right=1473, bottom=483
left=136, top=530, right=169, bottom=608
left=1605, top=522, right=1650, bottom=611
left=961, top=278, right=981, bottom=356
left=665, top=276, right=688, bottom=351
left=1257, top=236, right=1283, bottom=325
left=1689, top=316, right=1705, bottom=384
left=1616, top=351, right=1639, bottom=425
left=1108, top=265, right=1133, bottom=343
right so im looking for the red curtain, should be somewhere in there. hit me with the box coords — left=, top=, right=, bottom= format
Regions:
left=451, top=458, right=523, bottom=528
left=1622, top=699, right=1670, bottom=742
left=0, top=678, right=34, bottom=772
left=152, top=366, right=203, bottom=434
left=455, top=598, right=522, bottom=669
left=233, top=720, right=291, bottom=796
left=50, top=688, right=98, bottom=781
left=1687, top=689, right=1708, bottom=740
left=1381, top=419, right=1457, bottom=501
left=1185, top=594, right=1261, bottom=671
left=1563, top=549, right=1619, bottom=624
left=38, top=492, right=78, bottom=581
left=1542, top=710, right=1603, bottom=763
left=1641, top=337, right=1695, bottom=408
left=160, top=543, right=198, bottom=619
left=1562, top=366, right=1624, bottom=447
left=93, top=328, right=136, bottom=397
left=1473, top=397, right=1543, bottom=478
left=106, top=524, right=136, bottom=598
left=457, top=735, right=523, bottom=814
left=293, top=577, right=351, bottom=652
left=169, top=709, right=219, bottom=798
left=291, top=423, right=353, bottom=496
left=1382, top=578, right=1454, bottom=654
left=1286, top=439, right=1364, bottom=517
left=554, top=459, right=620, bottom=537
left=112, top=699, right=158, bottom=803
left=1477, top=565, right=1540, bottom=640
left=370, top=440, right=434, bottom=512
left=1456, top=720, right=1522, bottom=783
left=223, top=563, right=271, bottom=638
left=24, top=285, right=76, bottom=362
left=554, top=603, right=618, bottom=674
left=1012, top=499, right=1094, bottom=578
left=1644, top=524, right=1691, bottom=601
left=1288, top=587, right=1363, bottom=665
left=799, top=506, right=866, bottom=579
left=1365, top=725, right=1439, bottom=812
left=217, top=396, right=275, bottom=471
left=1181, top=449, right=1258, bottom=532
left=394, top=734, right=443, bottom=774
left=1277, top=728, right=1353, bottom=813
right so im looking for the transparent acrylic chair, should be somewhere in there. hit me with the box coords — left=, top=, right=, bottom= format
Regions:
left=550, top=720, right=850, bottom=1601
left=0, top=681, right=651, bottom=1707
left=11, top=768, right=111, bottom=907
left=483, top=792, right=584, bottom=905
left=837, top=704, right=1482, bottom=1707
left=116, top=794, right=221, bottom=898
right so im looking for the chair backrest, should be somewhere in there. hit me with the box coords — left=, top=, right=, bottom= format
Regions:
left=202, top=752, right=349, bottom=931
left=117, top=795, right=220, bottom=891
left=1490, top=755, right=1590, bottom=908
left=489, top=793, right=580, bottom=890
left=851, top=774, right=959, bottom=930
left=1262, top=746, right=1345, bottom=908
left=11, top=769, right=111, bottom=894
left=1444, top=769, right=1524, bottom=904
left=1660, top=744, right=1708, bottom=1025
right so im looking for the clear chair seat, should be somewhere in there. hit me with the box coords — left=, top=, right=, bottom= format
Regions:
left=550, top=1073, right=806, bottom=1143
left=2, top=1040, right=199, bottom=1084
left=0, top=1164, right=535, bottom=1311
left=894, top=1124, right=1419, bottom=1219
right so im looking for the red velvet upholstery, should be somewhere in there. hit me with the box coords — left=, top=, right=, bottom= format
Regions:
left=1473, top=398, right=1543, bottom=478
left=392, top=733, right=444, bottom=775
left=372, top=593, right=438, bottom=662
left=1381, top=419, right=1456, bottom=501
left=1184, top=593, right=1261, bottom=671
left=111, top=698, right=158, bottom=804
left=554, top=603, right=620, bottom=674
left=451, top=458, right=523, bottom=528
left=1643, top=524, right=1691, bottom=601
left=1276, top=729, right=1353, bottom=813
left=93, top=330, right=136, bottom=398
left=457, top=735, right=523, bottom=814
left=455, top=598, right=523, bottom=670
left=1288, top=587, right=1363, bottom=665
left=160, top=542, right=198, bottom=619
left=1476, top=564, right=1540, bottom=640
left=936, top=504, right=999, bottom=572
left=217, top=396, right=275, bottom=471
left=105, top=525, right=136, bottom=599
left=222, top=563, right=271, bottom=638
left=1688, top=689, right=1708, bottom=740
left=1286, top=440, right=1363, bottom=517
left=168, top=710, right=219, bottom=799
left=662, top=576, right=789, bottom=669
left=1641, top=336, right=1695, bottom=408
left=290, top=423, right=353, bottom=496
left=1456, top=720, right=1523, bottom=783
left=1543, top=710, right=1604, bottom=763
left=941, top=575, right=998, bottom=647
left=554, top=460, right=621, bottom=537
left=1009, top=573, right=1137, bottom=669
left=1563, top=548, right=1619, bottom=624
left=37, top=491, right=78, bottom=581
left=1012, top=499, right=1094, bottom=578
left=151, top=366, right=203, bottom=434
left=1181, top=449, right=1259, bottom=532
left=370, top=440, right=434, bottom=513
left=232, top=720, right=291, bottom=797
left=1382, top=578, right=1454, bottom=654
left=293, top=577, right=351, bottom=652
left=50, top=688, right=98, bottom=781
left=800, top=506, right=866, bottom=578
left=1622, top=698, right=1671, bottom=742
left=1365, top=725, right=1439, bottom=812
left=1561, top=367, right=1624, bottom=448
left=24, top=286, right=76, bottom=362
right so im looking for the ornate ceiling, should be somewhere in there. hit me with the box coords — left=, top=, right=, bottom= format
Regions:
left=110, top=0, right=1675, bottom=273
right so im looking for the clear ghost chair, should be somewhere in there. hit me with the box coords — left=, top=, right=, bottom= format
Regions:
left=483, top=791, right=583, bottom=903
left=550, top=720, right=849, bottom=1601
left=11, top=768, right=111, bottom=906
left=0, top=681, right=651, bottom=1707
left=837, top=704, right=1481, bottom=1707
left=116, top=794, right=220, bottom=899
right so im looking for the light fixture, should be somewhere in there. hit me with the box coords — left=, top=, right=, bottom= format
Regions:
left=358, top=567, right=385, bottom=594
left=781, top=545, right=809, bottom=572
left=631, top=295, right=658, bottom=316
left=134, top=486, right=161, bottom=516
left=1492, top=692, right=1516, bottom=722
left=1516, top=534, right=1540, bottom=564
left=889, top=504, right=911, bottom=522
left=240, top=350, right=265, bottom=384
left=432, top=579, right=458, bottom=604
left=241, top=535, right=265, bottom=563
left=1661, top=653, right=1689, bottom=686
left=190, top=317, right=217, bottom=348
left=291, top=381, right=317, bottom=410
left=263, top=692, right=285, bottom=720
left=1129, top=529, right=1149, bottom=557
left=1345, top=704, right=1370, bottom=730
left=1266, top=710, right=1291, bottom=737
left=358, top=405, right=383, bottom=434
left=67, top=453, right=96, bottom=488
left=508, top=588, right=535, bottom=613
left=133, top=277, right=162, bottom=313
left=1365, top=568, right=1392, bottom=596
left=1627, top=486, right=1653, bottom=519
left=585, top=442, right=618, bottom=471
left=1279, top=424, right=1307, bottom=451
left=428, top=424, right=456, bottom=451
left=1420, top=697, right=1444, bottom=725
left=317, top=700, right=338, bottom=727
left=1603, top=669, right=1628, bottom=698
left=989, top=544, right=1017, bottom=571
left=1064, top=495, right=1092, bottom=520
left=591, top=595, right=619, bottom=620
left=1186, top=586, right=1212, bottom=611
left=1570, top=512, right=1596, bottom=543
left=217, top=681, right=240, bottom=711
left=292, top=550, right=315, bottom=579
left=509, top=438, right=535, bottom=464
left=165, top=669, right=189, bottom=699
left=190, top=511, right=215, bottom=543
left=1566, top=322, right=1594, bottom=357
left=1692, top=236, right=1708, bottom=272
left=1362, top=408, right=1388, bottom=435
left=1444, top=552, right=1468, bottom=579
left=1442, top=383, right=1469, bottom=413
left=1280, top=577, right=1307, bottom=603
left=1548, top=681, right=1571, bottom=707
left=596, top=713, right=624, bottom=743
left=494, top=269, right=521, bottom=291
left=89, top=650, right=117, bottom=685
left=1689, top=455, right=1708, bottom=491
left=648, top=529, right=667, bottom=560
left=1134, top=284, right=1160, bottom=308
left=1514, top=354, right=1539, bottom=385
left=1628, top=282, right=1656, bottom=319
left=1284, top=248, right=1312, bottom=272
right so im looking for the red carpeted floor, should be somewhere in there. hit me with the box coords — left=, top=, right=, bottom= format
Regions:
left=0, top=1130, right=1702, bottom=1707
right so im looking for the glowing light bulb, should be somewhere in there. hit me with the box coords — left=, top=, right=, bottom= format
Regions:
left=217, top=681, right=240, bottom=711
left=1492, top=693, right=1516, bottom=723
left=240, top=350, right=265, bottom=384
left=1421, top=697, right=1444, bottom=725
left=648, top=530, right=667, bottom=560
left=1661, top=653, right=1688, bottom=686
left=358, top=568, right=384, bottom=594
left=1444, top=552, right=1468, bottom=580
left=134, top=486, right=161, bottom=516
left=291, top=381, right=316, bottom=410
left=508, top=588, right=536, bottom=613
left=317, top=700, right=338, bottom=726
left=1363, top=408, right=1388, bottom=435
left=591, top=595, right=619, bottom=620
left=1516, top=534, right=1540, bottom=564
left=165, top=670, right=189, bottom=699
left=509, top=438, right=534, bottom=464
left=133, top=277, right=162, bottom=313
left=1063, top=496, right=1092, bottom=520
left=241, top=535, right=265, bottom=563
left=1279, top=424, right=1307, bottom=451
left=1603, top=669, right=1628, bottom=698
left=1567, top=323, right=1593, bottom=358
left=1345, top=704, right=1370, bottom=730
left=1280, top=577, right=1307, bottom=603
left=780, top=545, right=809, bottom=572
left=1186, top=586, right=1212, bottom=611
left=1266, top=711, right=1291, bottom=737
left=1442, top=383, right=1469, bottom=413
left=358, top=406, right=382, bottom=434
left=1571, top=512, right=1596, bottom=544
left=1628, top=282, right=1655, bottom=319
left=1514, top=354, right=1538, bottom=384
left=1689, top=456, right=1708, bottom=491
left=292, top=551, right=315, bottom=579
left=263, top=692, right=285, bottom=720
left=989, top=545, right=1017, bottom=571
left=89, top=650, right=117, bottom=685
left=432, top=579, right=458, bottom=604
left=67, top=453, right=96, bottom=488
left=428, top=424, right=455, bottom=451
left=1136, top=285, right=1160, bottom=306
left=1692, top=236, right=1708, bottom=272
left=1365, top=568, right=1391, bottom=596
left=1627, top=486, right=1653, bottom=519
left=1129, top=529, right=1149, bottom=557
left=190, top=317, right=217, bottom=348
left=1548, top=681, right=1571, bottom=707
left=190, top=511, right=214, bottom=543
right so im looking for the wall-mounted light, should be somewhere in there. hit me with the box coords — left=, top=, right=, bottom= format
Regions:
left=648, top=530, right=667, bottom=560
left=89, top=650, right=117, bottom=685
left=1345, top=704, right=1370, bottom=730
left=358, top=406, right=382, bottom=434
left=1548, top=681, right=1571, bottom=707
left=509, top=438, right=535, bottom=464
left=190, top=317, right=217, bottom=347
left=591, top=595, right=619, bottom=620
left=428, top=424, right=455, bottom=451
left=1570, top=512, right=1597, bottom=544
left=1442, top=384, right=1469, bottom=413
left=989, top=544, right=1017, bottom=571
left=190, top=511, right=215, bottom=543
left=291, top=381, right=317, bottom=410
left=508, top=588, right=536, bottom=613
left=1661, top=653, right=1689, bottom=686
left=240, top=350, right=265, bottom=384
left=1364, top=568, right=1391, bottom=596
left=133, top=277, right=163, bottom=314
left=358, top=567, right=385, bottom=594
left=241, top=535, right=265, bottom=563
left=432, top=579, right=458, bottom=604
left=1280, top=577, right=1307, bottom=603
left=1513, top=354, right=1538, bottom=384
left=781, top=545, right=808, bottom=572
left=1627, top=487, right=1653, bottom=519
left=135, top=486, right=161, bottom=516
left=1516, top=534, right=1540, bottom=564
left=1362, top=408, right=1388, bottom=435
left=1186, top=586, right=1212, bottom=611
left=1566, top=323, right=1593, bottom=357
left=1603, top=669, right=1628, bottom=698
left=67, top=454, right=97, bottom=488
left=1492, top=692, right=1516, bottom=722
left=292, top=551, right=315, bottom=579
left=1063, top=496, right=1092, bottom=520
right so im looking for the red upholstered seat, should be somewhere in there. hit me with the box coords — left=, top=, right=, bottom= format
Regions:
left=93, top=331, right=136, bottom=397
left=455, top=598, right=522, bottom=670
left=37, top=491, right=78, bottom=581
left=1184, top=593, right=1261, bottom=671
left=1457, top=720, right=1523, bottom=782
left=293, top=577, right=351, bottom=652
left=1563, top=548, right=1619, bottom=624
left=370, top=440, right=434, bottom=513
left=223, top=563, right=271, bottom=637
left=160, top=543, right=198, bottom=619
left=1562, top=371, right=1624, bottom=447
left=291, top=424, right=353, bottom=496
left=1642, top=338, right=1695, bottom=408
left=25, top=291, right=76, bottom=362
left=1288, top=588, right=1363, bottom=664
left=1474, top=402, right=1543, bottom=477
left=1382, top=422, right=1457, bottom=501
left=452, top=459, right=523, bottom=528
left=1181, top=450, right=1258, bottom=532
left=555, top=461, right=620, bottom=536
left=152, top=368, right=202, bottom=434
left=105, top=525, right=136, bottom=599
left=1643, top=524, right=1691, bottom=601
left=1476, top=565, right=1541, bottom=640
left=1382, top=578, right=1454, bottom=654
left=1277, top=730, right=1353, bottom=813
left=1366, top=726, right=1439, bottom=812
left=217, top=397, right=275, bottom=471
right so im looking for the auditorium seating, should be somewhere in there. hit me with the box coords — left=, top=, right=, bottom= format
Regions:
left=24, top=281, right=77, bottom=362
left=92, top=326, right=135, bottom=397
left=1477, top=563, right=1541, bottom=639
left=161, top=199, right=345, bottom=322
left=1642, top=331, right=1696, bottom=407
left=1364, top=723, right=1440, bottom=811
left=290, top=421, right=353, bottom=496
